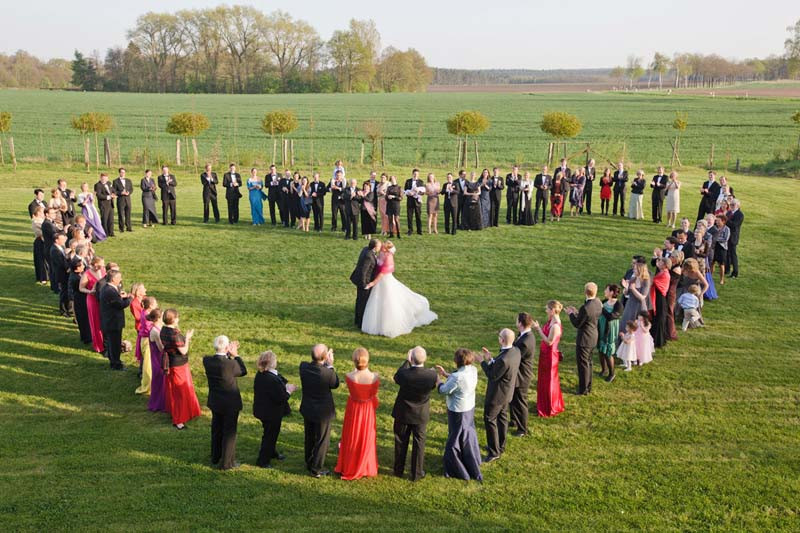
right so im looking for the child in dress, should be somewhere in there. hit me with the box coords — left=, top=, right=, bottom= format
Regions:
left=678, top=284, right=704, bottom=330
left=635, top=312, right=654, bottom=365
left=617, top=321, right=638, bottom=372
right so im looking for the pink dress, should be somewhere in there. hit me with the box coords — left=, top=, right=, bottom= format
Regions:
left=85, top=268, right=105, bottom=353
left=634, top=322, right=654, bottom=364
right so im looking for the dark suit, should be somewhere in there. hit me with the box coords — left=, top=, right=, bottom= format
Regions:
left=441, top=181, right=459, bottom=234
left=697, top=179, right=720, bottom=220
left=650, top=174, right=667, bottom=223
left=140, top=176, right=159, bottom=225
left=612, top=170, right=628, bottom=216
left=299, top=361, right=340, bottom=475
left=480, top=346, right=521, bottom=458
left=533, top=173, right=552, bottom=224
left=404, top=178, right=424, bottom=234
left=157, top=173, right=177, bottom=224
left=456, top=178, right=468, bottom=228
left=505, top=174, right=521, bottom=224
left=341, top=186, right=361, bottom=240
left=568, top=298, right=603, bottom=395
left=28, top=199, right=46, bottom=218
left=509, top=331, right=537, bottom=434
left=266, top=173, right=281, bottom=225
left=222, top=172, right=243, bottom=224
left=489, top=176, right=504, bottom=226
left=112, top=177, right=133, bottom=232
left=94, top=180, right=115, bottom=236
left=583, top=166, right=596, bottom=214
left=253, top=370, right=291, bottom=467
left=203, top=353, right=247, bottom=469
left=99, top=283, right=131, bottom=369
left=278, top=177, right=292, bottom=226
left=57, top=188, right=75, bottom=219
left=310, top=181, right=327, bottom=231
left=201, top=171, right=220, bottom=222
left=50, top=245, right=70, bottom=315
left=392, top=361, right=438, bottom=480
left=676, top=240, right=695, bottom=259
left=726, top=209, right=744, bottom=277
left=350, top=247, right=378, bottom=328
left=328, top=178, right=345, bottom=231
left=41, top=219, right=56, bottom=289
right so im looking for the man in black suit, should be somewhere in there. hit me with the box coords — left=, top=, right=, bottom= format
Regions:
left=328, top=170, right=345, bottom=232
left=650, top=166, right=668, bottom=223
left=203, top=335, right=247, bottom=470
left=475, top=328, right=521, bottom=462
left=158, top=166, right=177, bottom=225
left=50, top=232, right=70, bottom=316
left=341, top=178, right=361, bottom=240
left=697, top=170, right=720, bottom=221
left=28, top=189, right=47, bottom=218
left=94, top=173, right=115, bottom=237
left=254, top=351, right=296, bottom=468
left=392, top=346, right=438, bottom=481
left=200, top=164, right=220, bottom=223
left=99, top=270, right=132, bottom=370
left=41, top=208, right=58, bottom=290
left=509, top=313, right=536, bottom=437
left=265, top=164, right=281, bottom=226
left=583, top=159, right=596, bottom=215
left=278, top=171, right=293, bottom=227
left=566, top=282, right=602, bottom=395
left=533, top=165, right=552, bottom=224
left=612, top=162, right=628, bottom=216
left=651, top=237, right=678, bottom=267
left=310, top=172, right=327, bottom=232
left=555, top=158, right=572, bottom=182
left=505, top=166, right=521, bottom=224
left=57, top=179, right=76, bottom=223
left=222, top=163, right=242, bottom=224
left=456, top=170, right=468, bottom=229
left=299, top=344, right=340, bottom=478
left=441, top=173, right=459, bottom=235
left=487, top=167, right=503, bottom=227
left=726, top=198, right=744, bottom=278
left=140, top=169, right=159, bottom=227
left=350, top=239, right=380, bottom=328
left=404, top=169, right=424, bottom=235
left=675, top=230, right=695, bottom=259
left=112, top=168, right=133, bottom=233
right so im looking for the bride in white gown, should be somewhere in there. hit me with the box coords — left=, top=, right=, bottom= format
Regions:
left=361, top=241, right=437, bottom=338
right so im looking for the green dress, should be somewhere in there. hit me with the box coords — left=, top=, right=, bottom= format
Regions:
left=597, top=300, right=621, bottom=357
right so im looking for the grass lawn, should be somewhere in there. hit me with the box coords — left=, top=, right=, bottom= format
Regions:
left=0, top=164, right=798, bottom=532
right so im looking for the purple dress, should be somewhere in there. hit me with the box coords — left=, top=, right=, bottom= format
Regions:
left=78, top=192, right=107, bottom=241
left=147, top=325, right=167, bottom=412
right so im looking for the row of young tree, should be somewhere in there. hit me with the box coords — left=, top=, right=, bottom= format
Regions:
left=69, top=6, right=432, bottom=94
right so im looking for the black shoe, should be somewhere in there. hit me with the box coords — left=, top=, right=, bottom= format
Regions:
left=606, top=373, right=616, bottom=383
left=513, top=431, right=527, bottom=437
left=310, top=469, right=330, bottom=478
left=257, top=463, right=273, bottom=469
left=483, top=454, right=500, bottom=463
left=417, top=231, right=422, bottom=235
left=407, top=230, right=412, bottom=236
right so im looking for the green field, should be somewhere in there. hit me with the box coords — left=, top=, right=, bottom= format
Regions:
left=1, top=89, right=799, bottom=171
left=1, top=161, right=798, bottom=531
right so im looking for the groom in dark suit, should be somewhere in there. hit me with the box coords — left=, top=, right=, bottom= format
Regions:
left=509, top=313, right=536, bottom=437
left=299, top=344, right=340, bottom=477
left=349, top=239, right=381, bottom=328
left=222, top=163, right=243, bottom=224
left=567, top=282, right=603, bottom=395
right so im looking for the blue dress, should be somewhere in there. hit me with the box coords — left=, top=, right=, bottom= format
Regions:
left=248, top=178, right=265, bottom=225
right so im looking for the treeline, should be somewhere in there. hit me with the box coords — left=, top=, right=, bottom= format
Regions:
left=432, top=68, right=611, bottom=85
left=68, top=6, right=431, bottom=94
left=0, top=51, right=72, bottom=89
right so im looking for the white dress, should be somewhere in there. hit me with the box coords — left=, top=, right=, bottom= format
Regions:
left=616, top=333, right=638, bottom=363
left=361, top=253, right=437, bottom=338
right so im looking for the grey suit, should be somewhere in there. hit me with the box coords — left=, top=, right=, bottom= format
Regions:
left=480, top=346, right=521, bottom=458
left=569, top=298, right=603, bottom=395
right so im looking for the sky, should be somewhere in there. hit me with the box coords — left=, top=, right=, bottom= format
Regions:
left=4, top=0, right=797, bottom=69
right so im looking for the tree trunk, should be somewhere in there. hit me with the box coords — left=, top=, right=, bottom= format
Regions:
left=0, top=135, right=4, bottom=164
left=474, top=139, right=479, bottom=168
left=290, top=139, right=295, bottom=166
left=9, top=136, right=16, bottom=170
left=454, top=138, right=460, bottom=169
left=176, top=138, right=181, bottom=166
left=103, top=137, right=111, bottom=167
left=708, top=143, right=715, bottom=169
left=658, top=72, right=663, bottom=89
left=272, top=136, right=277, bottom=164
left=380, top=139, right=385, bottom=167
left=192, top=138, right=199, bottom=170
left=547, top=142, right=554, bottom=166
left=360, top=139, right=365, bottom=165
left=83, top=137, right=90, bottom=172
left=94, top=131, right=100, bottom=169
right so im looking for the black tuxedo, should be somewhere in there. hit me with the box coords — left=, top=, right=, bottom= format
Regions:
left=56, top=188, right=75, bottom=220
left=112, top=177, right=133, bottom=232
left=612, top=170, right=628, bottom=216
left=555, top=166, right=572, bottom=181
left=480, top=346, right=521, bottom=458
left=99, top=283, right=132, bottom=369
left=265, top=173, right=281, bottom=225
left=50, top=245, right=70, bottom=315
left=310, top=181, right=327, bottom=231
left=278, top=177, right=292, bottom=226
left=505, top=174, right=521, bottom=224
left=455, top=178, right=468, bottom=228
left=533, top=173, right=552, bottom=223
left=94, top=180, right=115, bottom=237
left=200, top=171, right=220, bottom=222
left=41, top=218, right=57, bottom=288
left=299, top=361, right=340, bottom=475
left=698, top=180, right=721, bottom=220
left=583, top=166, right=596, bottom=214
left=569, top=298, right=602, bottom=395
left=441, top=181, right=459, bottom=234
left=157, top=174, right=177, bottom=224
left=222, top=172, right=243, bottom=224
left=253, top=370, right=291, bottom=466
left=650, top=174, right=668, bottom=222
left=404, top=178, right=424, bottom=235
left=203, top=353, right=247, bottom=469
left=392, top=361, right=438, bottom=480
left=487, top=176, right=504, bottom=226
left=726, top=209, right=744, bottom=277
left=328, top=178, right=345, bottom=231
left=28, top=199, right=46, bottom=218
left=341, top=186, right=361, bottom=240
left=350, top=247, right=378, bottom=327
left=140, top=176, right=159, bottom=225
left=509, top=331, right=537, bottom=434
left=676, top=240, right=695, bottom=259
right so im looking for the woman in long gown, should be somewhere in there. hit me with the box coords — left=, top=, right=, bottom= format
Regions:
left=650, top=258, right=671, bottom=348
left=478, top=169, right=492, bottom=228
left=69, top=259, right=92, bottom=345
left=135, top=297, right=157, bottom=396
left=551, top=172, right=566, bottom=221
left=129, top=283, right=146, bottom=364
left=569, top=169, right=586, bottom=216
left=532, top=300, right=564, bottom=417
left=334, top=348, right=379, bottom=480
left=160, top=309, right=201, bottom=429
left=664, top=171, right=681, bottom=228
left=247, top=169, right=266, bottom=225
left=360, top=181, right=376, bottom=239
left=597, top=284, right=623, bottom=382
left=147, top=309, right=168, bottom=413
left=620, top=262, right=651, bottom=340
left=518, top=172, right=534, bottom=225
left=464, top=178, right=483, bottom=230
left=80, top=256, right=105, bottom=353
left=77, top=183, right=107, bottom=241
left=378, top=174, right=390, bottom=235
left=666, top=252, right=683, bottom=341
left=362, top=242, right=437, bottom=338
left=436, top=348, right=482, bottom=481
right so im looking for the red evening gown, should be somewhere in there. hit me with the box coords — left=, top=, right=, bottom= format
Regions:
left=334, top=376, right=379, bottom=480
left=536, top=320, right=564, bottom=417
left=85, top=269, right=105, bottom=353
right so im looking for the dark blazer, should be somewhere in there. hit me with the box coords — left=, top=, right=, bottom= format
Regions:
left=99, top=283, right=132, bottom=332
left=533, top=173, right=552, bottom=192
left=480, top=346, right=521, bottom=417
left=650, top=174, right=667, bottom=195
left=341, top=186, right=362, bottom=217
left=112, top=177, right=133, bottom=197
left=403, top=178, right=424, bottom=206
left=513, top=331, right=537, bottom=390
left=253, top=370, right=291, bottom=421
left=392, top=360, right=438, bottom=425
left=568, top=298, right=603, bottom=347
left=676, top=240, right=695, bottom=259
left=727, top=209, right=744, bottom=245
left=441, top=181, right=460, bottom=207
left=28, top=199, right=46, bottom=217
left=158, top=174, right=177, bottom=199
left=222, top=172, right=243, bottom=199
left=310, top=181, right=327, bottom=204
left=49, top=245, right=69, bottom=284
left=299, top=361, right=339, bottom=422
left=701, top=180, right=720, bottom=209
left=94, top=181, right=114, bottom=202
left=612, top=170, right=629, bottom=192
left=350, top=246, right=377, bottom=289
left=201, top=172, right=219, bottom=199
left=554, top=166, right=572, bottom=180
left=41, top=219, right=57, bottom=248
left=585, top=166, right=596, bottom=184
left=266, top=173, right=281, bottom=200
left=140, top=177, right=158, bottom=201
left=505, top=174, right=521, bottom=196
left=490, top=176, right=505, bottom=201
left=203, top=354, right=247, bottom=412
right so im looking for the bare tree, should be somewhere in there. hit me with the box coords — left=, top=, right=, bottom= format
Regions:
left=219, top=5, right=264, bottom=93
left=127, top=12, right=187, bottom=92
left=262, top=10, right=319, bottom=91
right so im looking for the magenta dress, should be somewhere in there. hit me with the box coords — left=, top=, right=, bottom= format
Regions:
left=536, top=320, right=565, bottom=417
left=147, top=325, right=167, bottom=412
left=85, top=269, right=105, bottom=353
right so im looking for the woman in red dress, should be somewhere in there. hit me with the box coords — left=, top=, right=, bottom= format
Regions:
left=532, top=300, right=565, bottom=417
left=129, top=282, right=146, bottom=363
left=599, top=168, right=613, bottom=215
left=334, top=347, right=379, bottom=480
left=550, top=172, right=566, bottom=221
left=160, top=308, right=201, bottom=430
left=79, top=255, right=105, bottom=353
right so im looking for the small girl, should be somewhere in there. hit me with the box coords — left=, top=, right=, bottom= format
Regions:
left=678, top=284, right=704, bottom=330
left=617, top=321, right=638, bottom=371
left=635, top=312, right=654, bottom=365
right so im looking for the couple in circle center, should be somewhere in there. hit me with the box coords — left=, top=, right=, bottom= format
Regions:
left=350, top=239, right=437, bottom=338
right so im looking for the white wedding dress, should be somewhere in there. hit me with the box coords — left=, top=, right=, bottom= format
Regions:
left=361, top=251, right=437, bottom=338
